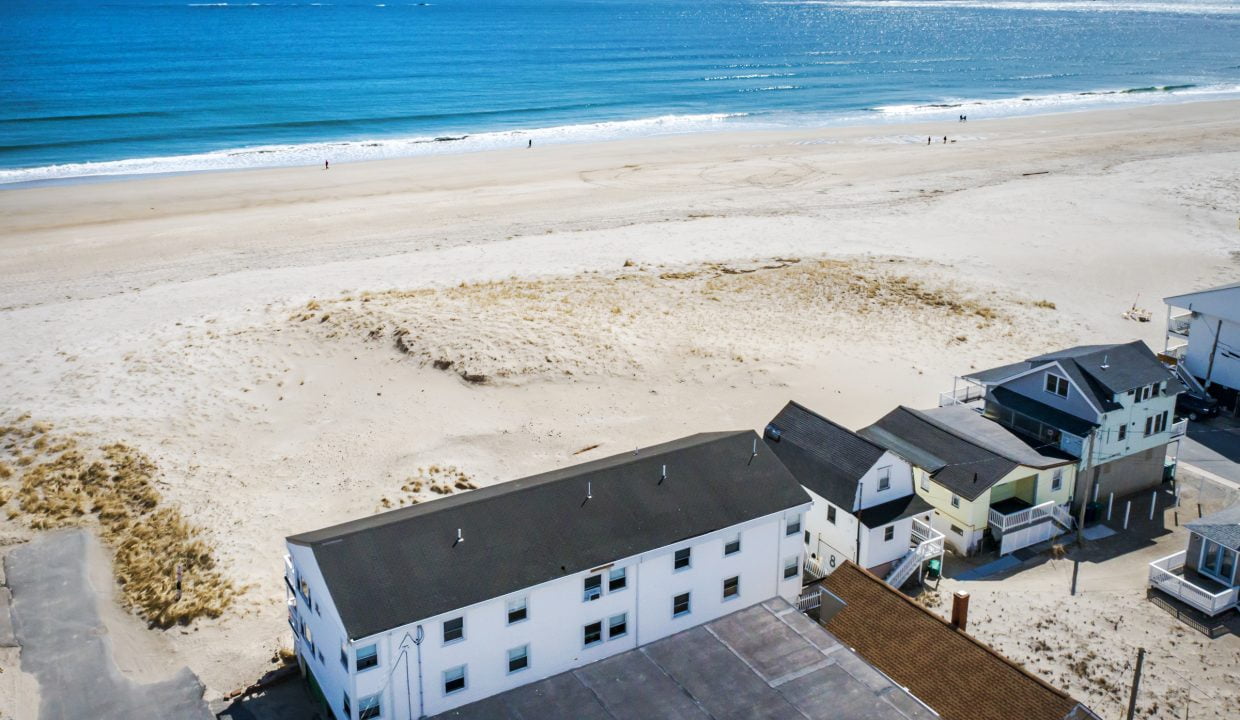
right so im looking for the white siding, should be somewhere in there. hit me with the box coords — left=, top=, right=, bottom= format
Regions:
left=289, top=505, right=809, bottom=719
left=286, top=543, right=353, bottom=720
left=855, top=451, right=914, bottom=510
left=1183, top=312, right=1240, bottom=392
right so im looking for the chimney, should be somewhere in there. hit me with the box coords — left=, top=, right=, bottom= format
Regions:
left=951, top=590, right=970, bottom=630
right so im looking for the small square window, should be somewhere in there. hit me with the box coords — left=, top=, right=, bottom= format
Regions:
left=584, top=621, right=603, bottom=646
left=608, top=612, right=627, bottom=639
left=1052, top=469, right=1063, bottom=491
left=723, top=575, right=740, bottom=600
left=827, top=506, right=837, bottom=524
left=584, top=574, right=602, bottom=602
left=507, top=597, right=528, bottom=624
left=674, top=548, right=691, bottom=571
left=786, top=514, right=801, bottom=536
left=951, top=494, right=960, bottom=508
left=359, top=692, right=382, bottom=719
left=783, top=556, right=799, bottom=580
left=920, top=474, right=929, bottom=491
left=443, top=666, right=466, bottom=695
left=672, top=592, right=691, bottom=618
left=443, top=617, right=464, bottom=644
left=724, top=534, right=741, bottom=556
left=507, top=645, right=529, bottom=674
left=357, top=643, right=378, bottom=671
left=877, top=466, right=891, bottom=491
left=609, top=567, right=627, bottom=592
left=884, top=526, right=894, bottom=542
left=950, top=524, right=964, bottom=536
left=1045, top=373, right=1068, bottom=398
left=1118, top=425, right=1127, bottom=442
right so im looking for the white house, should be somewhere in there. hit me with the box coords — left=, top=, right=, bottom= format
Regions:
left=1148, top=503, right=1240, bottom=617
left=284, top=431, right=811, bottom=720
left=1165, top=282, right=1240, bottom=406
left=762, top=401, right=944, bottom=590
left=947, top=341, right=1184, bottom=506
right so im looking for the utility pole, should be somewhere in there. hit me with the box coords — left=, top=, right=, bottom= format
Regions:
left=1076, top=429, right=1100, bottom=544
left=1203, top=318, right=1222, bottom=389
left=1126, top=647, right=1146, bottom=720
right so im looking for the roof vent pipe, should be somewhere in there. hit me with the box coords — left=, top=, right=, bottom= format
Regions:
left=951, top=590, right=970, bottom=630
left=660, top=464, right=667, bottom=483
left=587, top=481, right=593, bottom=501
left=454, top=528, right=463, bottom=546
left=1101, top=354, right=1109, bottom=370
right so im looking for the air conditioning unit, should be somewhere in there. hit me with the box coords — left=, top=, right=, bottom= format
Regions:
left=1043, top=426, right=1060, bottom=442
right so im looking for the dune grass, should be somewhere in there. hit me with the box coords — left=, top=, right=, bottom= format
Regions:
left=1, top=420, right=239, bottom=627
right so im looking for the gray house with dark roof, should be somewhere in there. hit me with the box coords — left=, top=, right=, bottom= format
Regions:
left=944, top=340, right=1184, bottom=508
left=763, top=401, right=943, bottom=589
left=1149, top=504, right=1240, bottom=616
left=283, top=431, right=812, bottom=720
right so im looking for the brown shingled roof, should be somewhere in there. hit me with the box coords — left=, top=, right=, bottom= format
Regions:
left=820, top=562, right=1095, bottom=720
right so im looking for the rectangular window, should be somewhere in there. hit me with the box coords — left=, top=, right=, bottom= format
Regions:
left=920, top=474, right=929, bottom=492
left=674, top=547, right=691, bottom=571
left=951, top=494, right=961, bottom=508
left=608, top=612, right=627, bottom=639
left=786, top=514, right=801, bottom=536
left=356, top=643, right=378, bottom=672
left=950, top=524, right=964, bottom=536
left=608, top=567, right=627, bottom=592
left=340, top=644, right=348, bottom=670
left=443, top=666, right=466, bottom=696
left=1155, top=411, right=1168, bottom=433
left=1118, top=425, right=1127, bottom=442
left=507, top=644, right=529, bottom=674
left=804, top=530, right=810, bottom=545
left=584, top=574, right=602, bottom=602
left=1144, top=416, right=1154, bottom=436
left=783, top=556, right=799, bottom=580
left=673, top=592, right=691, bottom=617
left=359, top=693, right=382, bottom=719
left=1044, top=373, right=1068, bottom=398
left=507, top=596, right=528, bottom=624
left=584, top=621, right=603, bottom=646
left=883, top=526, right=894, bottom=542
left=877, top=466, right=891, bottom=491
left=443, top=617, right=464, bottom=644
left=723, top=575, right=740, bottom=600
left=724, top=533, right=741, bottom=556
left=343, top=693, right=351, bottom=719
left=827, top=506, right=837, bottom=524
left=1052, top=469, right=1063, bottom=492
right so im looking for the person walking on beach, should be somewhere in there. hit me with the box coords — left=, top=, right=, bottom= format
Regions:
left=527, top=139, right=532, bottom=149
left=942, top=136, right=947, bottom=144
left=927, top=136, right=931, bottom=145
left=324, top=160, right=329, bottom=170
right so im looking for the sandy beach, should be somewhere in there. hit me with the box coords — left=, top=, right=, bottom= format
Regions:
left=1, top=99, right=1238, bottom=717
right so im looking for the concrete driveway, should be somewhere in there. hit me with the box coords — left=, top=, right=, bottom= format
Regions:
left=1177, top=414, right=1240, bottom=488
left=5, top=530, right=212, bottom=720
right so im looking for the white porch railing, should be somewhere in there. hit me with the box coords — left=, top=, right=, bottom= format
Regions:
left=1170, top=419, right=1188, bottom=439
left=803, top=556, right=828, bottom=582
left=988, top=499, right=1056, bottom=533
left=1051, top=503, right=1075, bottom=531
left=795, top=588, right=824, bottom=613
left=1149, top=551, right=1240, bottom=616
left=1167, top=312, right=1192, bottom=338
left=885, top=519, right=946, bottom=589
left=938, top=383, right=986, bottom=408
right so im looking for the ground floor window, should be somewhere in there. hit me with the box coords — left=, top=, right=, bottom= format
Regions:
left=584, top=621, right=603, bottom=646
left=783, top=556, right=799, bottom=579
left=508, top=645, right=529, bottom=674
left=1200, top=539, right=1237, bottom=583
left=950, top=524, right=964, bottom=536
left=359, top=693, right=382, bottom=719
left=883, top=526, right=894, bottom=542
left=673, top=592, right=691, bottom=617
left=723, top=575, right=740, bottom=600
left=443, top=666, right=467, bottom=695
left=609, top=612, right=627, bottom=639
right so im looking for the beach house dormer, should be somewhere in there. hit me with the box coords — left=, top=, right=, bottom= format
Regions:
left=762, top=401, right=944, bottom=590
left=283, top=431, right=811, bottom=720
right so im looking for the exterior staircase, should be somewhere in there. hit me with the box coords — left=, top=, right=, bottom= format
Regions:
left=885, top=519, right=945, bottom=590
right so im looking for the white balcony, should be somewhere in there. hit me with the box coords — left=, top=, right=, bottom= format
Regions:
left=1167, top=312, right=1192, bottom=338
left=1170, top=419, right=1188, bottom=439
left=1149, top=551, right=1239, bottom=616
left=988, top=499, right=1055, bottom=533
left=939, top=384, right=986, bottom=408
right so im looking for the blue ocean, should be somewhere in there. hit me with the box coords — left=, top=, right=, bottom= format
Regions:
left=2, top=0, right=1238, bottom=184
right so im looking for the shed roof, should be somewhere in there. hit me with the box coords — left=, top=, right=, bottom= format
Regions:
left=288, top=431, right=811, bottom=639
left=820, top=562, right=1095, bottom=720
left=763, top=401, right=887, bottom=511
left=1185, top=504, right=1240, bottom=551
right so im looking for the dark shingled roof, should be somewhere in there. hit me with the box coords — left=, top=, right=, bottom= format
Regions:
left=856, top=493, right=934, bottom=528
left=964, top=340, right=1180, bottom=414
left=820, top=562, right=1096, bottom=720
left=860, top=406, right=1071, bottom=502
left=762, top=401, right=887, bottom=511
left=1185, top=504, right=1240, bottom=551
left=288, top=431, right=812, bottom=640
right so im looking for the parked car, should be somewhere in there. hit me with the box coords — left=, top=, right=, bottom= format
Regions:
left=1176, top=392, right=1220, bottom=421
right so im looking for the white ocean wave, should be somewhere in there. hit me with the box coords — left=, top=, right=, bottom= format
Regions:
left=762, top=0, right=1240, bottom=15
left=0, top=113, right=755, bottom=186
left=871, top=82, right=1240, bottom=117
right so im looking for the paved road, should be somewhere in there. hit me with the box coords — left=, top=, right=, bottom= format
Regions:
left=5, top=530, right=213, bottom=720
left=1177, top=415, right=1240, bottom=488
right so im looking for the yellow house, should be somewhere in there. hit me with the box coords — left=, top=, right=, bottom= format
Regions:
left=861, top=406, right=1077, bottom=556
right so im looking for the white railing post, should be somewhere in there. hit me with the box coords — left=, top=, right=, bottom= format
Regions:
left=1107, top=492, right=1114, bottom=521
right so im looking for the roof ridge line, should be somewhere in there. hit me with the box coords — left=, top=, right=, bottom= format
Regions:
left=784, top=400, right=886, bottom=453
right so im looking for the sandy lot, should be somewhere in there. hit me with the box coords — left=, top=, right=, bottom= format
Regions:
left=0, top=99, right=1238, bottom=715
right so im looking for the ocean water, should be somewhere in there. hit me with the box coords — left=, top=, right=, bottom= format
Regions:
left=1, top=0, right=1237, bottom=184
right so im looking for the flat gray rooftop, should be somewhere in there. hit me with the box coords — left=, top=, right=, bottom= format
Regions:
left=432, top=598, right=937, bottom=720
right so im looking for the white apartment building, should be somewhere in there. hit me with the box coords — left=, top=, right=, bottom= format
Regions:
left=1165, top=281, right=1240, bottom=402
left=284, top=431, right=811, bottom=720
